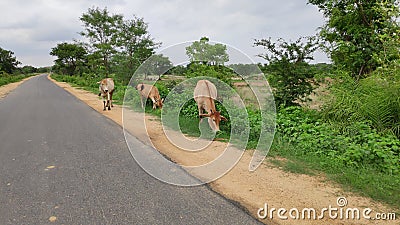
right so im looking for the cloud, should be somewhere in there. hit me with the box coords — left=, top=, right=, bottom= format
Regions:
left=0, top=0, right=328, bottom=67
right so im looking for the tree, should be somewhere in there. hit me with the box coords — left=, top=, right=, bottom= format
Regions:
left=186, top=37, right=229, bottom=65
left=135, top=54, right=172, bottom=80
left=144, top=54, right=172, bottom=79
left=115, top=16, right=160, bottom=83
left=254, top=37, right=319, bottom=107
left=308, top=0, right=400, bottom=79
left=80, top=7, right=123, bottom=77
left=185, top=63, right=235, bottom=85
left=229, top=64, right=261, bottom=76
left=50, top=42, right=87, bottom=76
left=167, top=65, right=187, bottom=76
left=20, top=65, right=37, bottom=74
left=0, top=47, right=20, bottom=74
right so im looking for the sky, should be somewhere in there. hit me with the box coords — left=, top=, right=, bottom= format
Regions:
left=0, top=0, right=329, bottom=67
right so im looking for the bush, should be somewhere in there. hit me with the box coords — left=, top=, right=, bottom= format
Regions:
left=277, top=106, right=400, bottom=174
left=185, top=63, right=235, bottom=86
left=0, top=73, right=35, bottom=86
left=322, top=71, right=400, bottom=138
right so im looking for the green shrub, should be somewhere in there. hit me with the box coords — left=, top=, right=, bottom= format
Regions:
left=0, top=73, right=36, bottom=86
left=277, top=106, right=400, bottom=174
left=322, top=71, right=400, bottom=138
left=185, top=63, right=235, bottom=86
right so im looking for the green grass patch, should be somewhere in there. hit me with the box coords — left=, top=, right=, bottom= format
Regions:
left=0, top=73, right=37, bottom=87
left=269, top=131, right=400, bottom=209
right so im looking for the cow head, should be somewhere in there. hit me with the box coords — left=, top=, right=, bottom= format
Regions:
left=200, top=109, right=228, bottom=132
left=155, top=98, right=164, bottom=109
left=98, top=79, right=109, bottom=94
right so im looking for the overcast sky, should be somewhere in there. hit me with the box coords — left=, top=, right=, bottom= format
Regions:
left=0, top=0, right=329, bottom=67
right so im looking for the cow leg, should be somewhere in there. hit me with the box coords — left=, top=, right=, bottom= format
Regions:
left=198, top=105, right=203, bottom=118
left=150, top=97, right=156, bottom=109
left=107, top=92, right=111, bottom=110
left=103, top=99, right=106, bottom=111
left=139, top=95, right=144, bottom=109
left=110, top=92, right=113, bottom=107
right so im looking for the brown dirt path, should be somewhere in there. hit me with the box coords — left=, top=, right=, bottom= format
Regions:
left=47, top=75, right=397, bottom=225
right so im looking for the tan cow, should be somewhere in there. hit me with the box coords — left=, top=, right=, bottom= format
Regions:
left=136, top=83, right=163, bottom=109
left=98, top=78, right=115, bottom=111
left=194, top=80, right=227, bottom=132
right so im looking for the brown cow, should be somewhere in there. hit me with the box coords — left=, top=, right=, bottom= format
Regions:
left=98, top=78, right=115, bottom=111
left=136, top=83, right=163, bottom=109
left=194, top=80, right=227, bottom=132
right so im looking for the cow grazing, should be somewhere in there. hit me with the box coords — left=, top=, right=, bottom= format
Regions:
left=98, top=78, right=115, bottom=111
left=194, top=80, right=227, bottom=132
left=136, top=83, right=164, bottom=109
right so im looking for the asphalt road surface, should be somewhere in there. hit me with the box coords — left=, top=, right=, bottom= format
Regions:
left=0, top=74, right=261, bottom=225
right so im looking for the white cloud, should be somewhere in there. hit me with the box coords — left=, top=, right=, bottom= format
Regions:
left=0, top=0, right=329, bottom=67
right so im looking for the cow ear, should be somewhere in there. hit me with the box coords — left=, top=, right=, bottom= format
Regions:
left=220, top=115, right=228, bottom=121
left=161, top=98, right=164, bottom=103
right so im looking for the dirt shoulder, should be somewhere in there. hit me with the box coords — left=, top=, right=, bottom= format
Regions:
left=0, top=75, right=38, bottom=99
left=48, top=75, right=397, bottom=225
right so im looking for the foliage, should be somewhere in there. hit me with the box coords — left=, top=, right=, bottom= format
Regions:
left=0, top=47, right=21, bottom=74
left=136, top=54, right=173, bottom=80
left=0, top=73, right=35, bottom=86
left=277, top=106, right=400, bottom=175
left=20, top=66, right=38, bottom=74
left=254, top=37, right=319, bottom=107
left=185, top=63, right=236, bottom=85
left=167, top=65, right=187, bottom=76
left=228, top=63, right=261, bottom=76
left=50, top=42, right=87, bottom=76
left=80, top=7, right=123, bottom=76
left=321, top=69, right=400, bottom=138
left=49, top=7, right=160, bottom=84
left=186, top=37, right=229, bottom=65
left=114, top=15, right=161, bottom=84
left=270, top=132, right=400, bottom=208
left=308, top=0, right=400, bottom=79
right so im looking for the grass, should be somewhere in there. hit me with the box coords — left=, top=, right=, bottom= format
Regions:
left=176, top=116, right=230, bottom=141
left=0, top=73, right=37, bottom=87
left=268, top=134, right=400, bottom=209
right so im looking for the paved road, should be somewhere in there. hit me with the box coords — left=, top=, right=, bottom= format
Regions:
left=0, top=74, right=261, bottom=224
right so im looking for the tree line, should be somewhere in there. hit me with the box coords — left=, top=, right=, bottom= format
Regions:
left=50, top=7, right=160, bottom=84
left=50, top=0, right=398, bottom=107
left=0, top=47, right=49, bottom=75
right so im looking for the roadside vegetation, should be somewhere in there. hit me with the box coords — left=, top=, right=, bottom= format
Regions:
left=0, top=47, right=49, bottom=86
left=0, top=72, right=35, bottom=87
left=49, top=1, right=399, bottom=209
